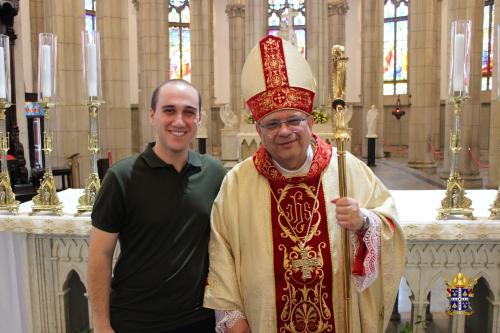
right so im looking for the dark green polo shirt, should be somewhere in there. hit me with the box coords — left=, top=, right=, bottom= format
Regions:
left=91, top=143, right=226, bottom=333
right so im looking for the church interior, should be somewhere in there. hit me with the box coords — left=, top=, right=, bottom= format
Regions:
left=0, top=0, right=499, bottom=332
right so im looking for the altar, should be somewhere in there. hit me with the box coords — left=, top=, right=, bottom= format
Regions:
left=0, top=189, right=499, bottom=332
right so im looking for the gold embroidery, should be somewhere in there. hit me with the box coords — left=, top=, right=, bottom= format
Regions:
left=280, top=242, right=333, bottom=333
left=272, top=181, right=334, bottom=332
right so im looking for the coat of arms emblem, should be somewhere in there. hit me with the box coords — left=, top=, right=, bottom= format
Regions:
left=446, top=273, right=477, bottom=315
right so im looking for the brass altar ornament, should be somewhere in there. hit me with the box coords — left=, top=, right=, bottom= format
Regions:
left=77, top=30, right=103, bottom=214
left=77, top=98, right=102, bottom=214
left=489, top=191, right=500, bottom=219
left=446, top=273, right=477, bottom=316
left=31, top=101, right=63, bottom=215
left=0, top=100, right=19, bottom=213
left=332, top=44, right=352, bottom=333
left=437, top=96, right=474, bottom=220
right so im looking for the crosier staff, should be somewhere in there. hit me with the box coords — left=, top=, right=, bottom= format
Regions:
left=332, top=44, right=351, bottom=333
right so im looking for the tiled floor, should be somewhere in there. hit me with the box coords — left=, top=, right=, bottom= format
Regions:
left=365, top=155, right=490, bottom=191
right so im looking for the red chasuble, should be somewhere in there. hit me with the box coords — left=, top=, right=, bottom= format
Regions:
left=253, top=137, right=335, bottom=333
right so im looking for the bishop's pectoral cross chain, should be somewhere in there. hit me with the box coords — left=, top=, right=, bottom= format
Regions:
left=272, top=176, right=323, bottom=281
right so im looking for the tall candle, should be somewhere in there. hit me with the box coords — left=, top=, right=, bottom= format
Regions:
left=41, top=44, right=52, bottom=97
left=452, top=33, right=465, bottom=92
left=86, top=43, right=97, bottom=97
left=0, top=47, right=6, bottom=99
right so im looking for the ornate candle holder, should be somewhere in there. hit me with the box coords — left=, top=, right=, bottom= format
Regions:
left=77, top=98, right=101, bottom=214
left=31, top=100, right=63, bottom=215
left=31, top=33, right=62, bottom=215
left=437, top=96, right=473, bottom=219
left=489, top=192, right=500, bottom=219
left=0, top=34, right=19, bottom=213
left=77, top=30, right=102, bottom=214
left=438, top=20, right=473, bottom=220
left=0, top=100, right=19, bottom=213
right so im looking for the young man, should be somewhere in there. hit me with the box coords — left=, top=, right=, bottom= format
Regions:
left=204, top=36, right=406, bottom=333
left=88, top=79, right=226, bottom=333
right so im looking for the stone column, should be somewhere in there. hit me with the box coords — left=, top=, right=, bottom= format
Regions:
left=442, top=0, right=483, bottom=187
left=222, top=0, right=245, bottom=166
left=488, top=2, right=500, bottom=187
left=410, top=298, right=429, bottom=333
left=448, top=314, right=466, bottom=333
left=361, top=0, right=384, bottom=158
left=487, top=298, right=500, bottom=332
left=328, top=0, right=348, bottom=46
left=245, top=0, right=266, bottom=55
left=135, top=0, right=168, bottom=151
left=97, top=0, right=132, bottom=164
left=307, top=0, right=329, bottom=109
left=190, top=0, right=213, bottom=153
left=407, top=0, right=439, bottom=170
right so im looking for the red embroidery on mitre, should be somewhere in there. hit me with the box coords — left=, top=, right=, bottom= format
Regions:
left=253, top=135, right=332, bottom=183
left=247, top=35, right=315, bottom=121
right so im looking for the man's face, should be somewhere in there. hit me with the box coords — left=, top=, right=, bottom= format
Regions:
left=256, top=109, right=313, bottom=169
left=150, top=83, right=200, bottom=156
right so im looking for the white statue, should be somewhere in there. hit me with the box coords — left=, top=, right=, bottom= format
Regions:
left=219, top=104, right=239, bottom=129
left=279, top=10, right=298, bottom=47
left=366, top=105, right=378, bottom=138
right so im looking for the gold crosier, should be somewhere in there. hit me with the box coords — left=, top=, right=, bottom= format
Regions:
left=332, top=44, right=352, bottom=333
left=0, top=99, right=19, bottom=213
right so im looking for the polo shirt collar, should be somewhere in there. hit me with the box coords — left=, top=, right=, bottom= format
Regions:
left=142, top=142, right=202, bottom=169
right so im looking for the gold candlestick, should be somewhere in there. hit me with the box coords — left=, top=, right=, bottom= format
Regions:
left=0, top=100, right=19, bottom=213
left=489, top=191, right=500, bottom=219
left=77, top=98, right=101, bottom=214
left=77, top=30, right=103, bottom=214
left=437, top=96, right=473, bottom=219
left=31, top=101, right=63, bottom=215
left=438, top=21, right=473, bottom=220
left=332, top=44, right=352, bottom=333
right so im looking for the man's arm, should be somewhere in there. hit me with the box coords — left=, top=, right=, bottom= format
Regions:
left=88, top=227, right=119, bottom=333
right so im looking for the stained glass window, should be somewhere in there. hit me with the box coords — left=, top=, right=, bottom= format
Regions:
left=169, top=0, right=191, bottom=81
left=482, top=0, right=495, bottom=91
left=268, top=0, right=306, bottom=57
left=85, top=0, right=96, bottom=31
left=383, top=0, right=408, bottom=95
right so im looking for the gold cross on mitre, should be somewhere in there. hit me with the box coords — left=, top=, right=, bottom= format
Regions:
left=292, top=245, right=321, bottom=280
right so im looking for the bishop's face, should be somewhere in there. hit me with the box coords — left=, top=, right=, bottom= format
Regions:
left=256, top=109, right=314, bottom=170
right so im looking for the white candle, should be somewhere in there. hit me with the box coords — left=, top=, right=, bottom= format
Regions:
left=0, top=47, right=6, bottom=99
left=86, top=43, right=98, bottom=97
left=452, top=33, right=465, bottom=92
left=41, top=44, right=52, bottom=97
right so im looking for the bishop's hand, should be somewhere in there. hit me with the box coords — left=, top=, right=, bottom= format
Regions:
left=331, top=197, right=364, bottom=232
